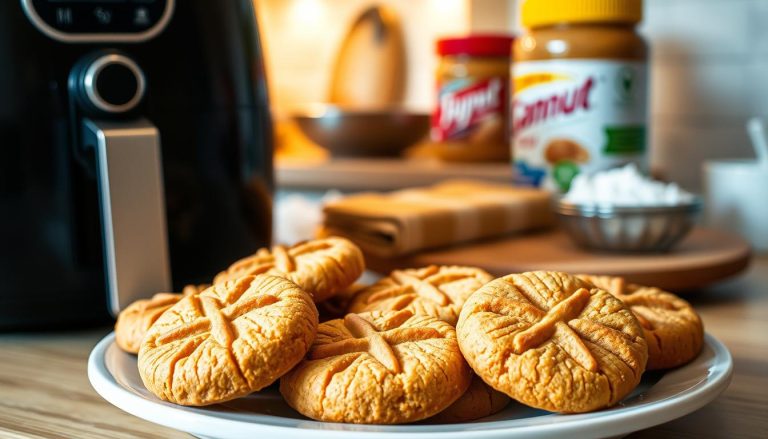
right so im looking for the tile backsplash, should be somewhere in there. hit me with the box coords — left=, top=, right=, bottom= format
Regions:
left=641, top=0, right=763, bottom=191
left=257, top=0, right=764, bottom=191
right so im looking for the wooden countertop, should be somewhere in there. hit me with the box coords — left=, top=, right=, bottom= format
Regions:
left=2, top=258, right=767, bottom=438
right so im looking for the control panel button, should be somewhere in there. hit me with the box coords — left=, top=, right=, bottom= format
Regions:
left=134, top=7, right=150, bottom=26
left=55, top=7, right=73, bottom=26
left=93, top=7, right=113, bottom=25
left=95, top=63, right=139, bottom=107
left=82, top=54, right=146, bottom=114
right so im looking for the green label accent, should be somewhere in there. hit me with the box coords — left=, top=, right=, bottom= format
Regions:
left=603, top=126, right=646, bottom=154
left=553, top=161, right=580, bottom=192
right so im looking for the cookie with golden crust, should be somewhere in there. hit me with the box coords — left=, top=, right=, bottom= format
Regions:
left=348, top=265, right=493, bottom=325
left=213, top=237, right=364, bottom=302
left=280, top=310, right=471, bottom=424
left=457, top=271, right=648, bottom=413
left=429, top=374, right=510, bottom=423
left=116, top=293, right=183, bottom=354
left=115, top=284, right=209, bottom=354
left=138, top=275, right=318, bottom=406
left=576, top=274, right=704, bottom=370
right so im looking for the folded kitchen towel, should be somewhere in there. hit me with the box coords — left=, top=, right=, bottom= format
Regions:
left=322, top=180, right=553, bottom=257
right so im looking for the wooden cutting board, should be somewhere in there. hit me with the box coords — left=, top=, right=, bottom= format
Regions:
left=364, top=227, right=751, bottom=291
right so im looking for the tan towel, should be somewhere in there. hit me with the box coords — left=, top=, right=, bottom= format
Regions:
left=322, top=180, right=553, bottom=257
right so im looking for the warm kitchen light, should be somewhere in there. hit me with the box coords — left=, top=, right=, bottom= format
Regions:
left=289, top=0, right=326, bottom=27
left=256, top=0, right=471, bottom=114
left=427, top=0, right=467, bottom=24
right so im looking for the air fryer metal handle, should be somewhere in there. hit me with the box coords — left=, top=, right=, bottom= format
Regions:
left=83, top=118, right=172, bottom=316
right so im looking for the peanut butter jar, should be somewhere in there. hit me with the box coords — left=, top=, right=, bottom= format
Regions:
left=512, top=0, right=648, bottom=191
left=422, top=35, right=514, bottom=162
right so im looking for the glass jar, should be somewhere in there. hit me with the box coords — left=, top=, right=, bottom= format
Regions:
left=428, top=34, right=514, bottom=162
left=512, top=0, right=648, bottom=191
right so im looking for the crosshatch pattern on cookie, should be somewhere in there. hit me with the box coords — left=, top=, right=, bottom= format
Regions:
left=216, top=243, right=322, bottom=281
left=309, top=311, right=444, bottom=373
left=279, top=310, right=472, bottom=424
left=215, top=242, right=330, bottom=282
left=350, top=265, right=493, bottom=325
left=576, top=274, right=704, bottom=370
left=212, top=237, right=364, bottom=302
left=147, top=276, right=285, bottom=350
left=468, top=274, right=643, bottom=372
left=507, top=287, right=598, bottom=371
left=154, top=293, right=279, bottom=347
left=457, top=271, right=648, bottom=413
left=138, top=275, right=318, bottom=406
left=367, top=268, right=453, bottom=305
left=115, top=293, right=184, bottom=354
left=115, top=284, right=210, bottom=354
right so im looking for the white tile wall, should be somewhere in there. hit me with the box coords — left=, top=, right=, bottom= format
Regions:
left=643, top=0, right=754, bottom=61
left=640, top=0, right=765, bottom=190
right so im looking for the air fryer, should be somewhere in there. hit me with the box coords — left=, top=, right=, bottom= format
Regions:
left=0, top=0, right=273, bottom=329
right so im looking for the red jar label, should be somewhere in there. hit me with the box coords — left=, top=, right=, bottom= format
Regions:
left=431, top=77, right=506, bottom=141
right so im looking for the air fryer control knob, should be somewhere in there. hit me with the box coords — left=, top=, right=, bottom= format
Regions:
left=81, top=54, right=145, bottom=114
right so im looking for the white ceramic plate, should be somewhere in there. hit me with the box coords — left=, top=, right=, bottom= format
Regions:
left=88, top=333, right=732, bottom=439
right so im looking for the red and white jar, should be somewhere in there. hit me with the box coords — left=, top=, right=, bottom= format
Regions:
left=430, top=34, right=514, bottom=162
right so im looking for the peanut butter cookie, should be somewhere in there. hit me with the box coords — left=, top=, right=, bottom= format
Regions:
left=577, top=274, right=704, bottom=370
left=280, top=310, right=471, bottom=424
left=457, top=271, right=648, bottom=413
left=115, top=284, right=208, bottom=354
left=213, top=237, right=364, bottom=302
left=138, top=275, right=318, bottom=406
left=429, top=374, right=510, bottom=423
left=348, top=265, right=493, bottom=325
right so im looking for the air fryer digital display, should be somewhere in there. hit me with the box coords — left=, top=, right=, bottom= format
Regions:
left=22, top=0, right=174, bottom=42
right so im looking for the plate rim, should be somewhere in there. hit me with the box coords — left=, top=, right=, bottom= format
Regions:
left=88, top=332, right=733, bottom=438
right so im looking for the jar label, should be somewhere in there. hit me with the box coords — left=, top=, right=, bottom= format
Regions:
left=512, top=60, right=647, bottom=191
left=432, top=77, right=507, bottom=142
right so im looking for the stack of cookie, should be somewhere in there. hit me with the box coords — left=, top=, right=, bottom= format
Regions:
left=115, top=237, right=705, bottom=424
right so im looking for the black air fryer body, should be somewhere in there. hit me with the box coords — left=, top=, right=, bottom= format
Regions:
left=0, top=1, right=273, bottom=329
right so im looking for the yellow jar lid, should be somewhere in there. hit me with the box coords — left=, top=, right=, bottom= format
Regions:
left=521, top=0, right=642, bottom=28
